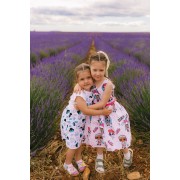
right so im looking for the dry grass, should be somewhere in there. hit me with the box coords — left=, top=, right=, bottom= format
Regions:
left=30, top=131, right=150, bottom=180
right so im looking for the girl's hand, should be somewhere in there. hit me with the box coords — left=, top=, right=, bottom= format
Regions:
left=102, top=108, right=112, bottom=115
left=74, top=83, right=82, bottom=93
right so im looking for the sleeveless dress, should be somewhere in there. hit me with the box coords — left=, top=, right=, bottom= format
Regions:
left=83, top=78, right=132, bottom=151
left=60, top=91, right=93, bottom=149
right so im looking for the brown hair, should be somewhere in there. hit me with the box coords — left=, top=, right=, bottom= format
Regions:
left=74, top=63, right=91, bottom=81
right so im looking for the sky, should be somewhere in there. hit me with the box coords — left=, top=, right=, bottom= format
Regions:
left=30, top=0, right=150, bottom=32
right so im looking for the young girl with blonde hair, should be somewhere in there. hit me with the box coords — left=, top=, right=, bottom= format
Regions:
left=60, top=63, right=112, bottom=176
left=74, top=52, right=133, bottom=173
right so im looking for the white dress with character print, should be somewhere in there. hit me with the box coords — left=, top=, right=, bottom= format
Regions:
left=60, top=91, right=93, bottom=149
left=83, top=78, right=132, bottom=151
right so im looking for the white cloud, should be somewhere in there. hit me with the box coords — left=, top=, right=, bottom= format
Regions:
left=98, top=21, right=144, bottom=27
left=30, top=0, right=150, bottom=32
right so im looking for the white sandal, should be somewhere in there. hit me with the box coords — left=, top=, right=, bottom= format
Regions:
left=95, top=159, right=105, bottom=173
left=123, top=148, right=133, bottom=168
left=63, top=163, right=79, bottom=176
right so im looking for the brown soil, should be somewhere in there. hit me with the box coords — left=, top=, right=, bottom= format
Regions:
left=30, top=131, right=150, bottom=180
left=30, top=41, right=150, bottom=180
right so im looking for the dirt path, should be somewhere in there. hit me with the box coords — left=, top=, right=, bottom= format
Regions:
left=30, top=41, right=150, bottom=180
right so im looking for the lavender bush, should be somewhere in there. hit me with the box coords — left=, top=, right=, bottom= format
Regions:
left=30, top=38, right=91, bottom=153
left=100, top=32, right=150, bottom=66
left=94, top=33, right=150, bottom=132
left=30, top=32, right=91, bottom=67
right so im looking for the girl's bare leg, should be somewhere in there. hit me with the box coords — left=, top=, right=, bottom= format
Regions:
left=122, top=148, right=129, bottom=154
left=65, top=148, right=76, bottom=164
left=97, top=147, right=104, bottom=155
left=64, top=148, right=79, bottom=176
left=74, top=145, right=86, bottom=172
left=75, top=145, right=83, bottom=161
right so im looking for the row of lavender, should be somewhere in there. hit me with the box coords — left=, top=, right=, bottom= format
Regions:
left=30, top=32, right=92, bottom=153
left=30, top=32, right=92, bottom=67
left=30, top=32, right=150, bottom=153
left=97, top=32, right=150, bottom=66
left=94, top=33, right=150, bottom=133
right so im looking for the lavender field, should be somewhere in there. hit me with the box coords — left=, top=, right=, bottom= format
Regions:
left=30, top=31, right=150, bottom=179
left=30, top=32, right=92, bottom=153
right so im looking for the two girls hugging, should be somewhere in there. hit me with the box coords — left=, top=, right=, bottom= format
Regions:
left=60, top=51, right=133, bottom=176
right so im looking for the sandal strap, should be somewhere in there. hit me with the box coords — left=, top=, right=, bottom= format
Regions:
left=64, top=163, right=79, bottom=175
left=77, top=160, right=86, bottom=166
left=95, top=159, right=104, bottom=172
left=96, top=159, right=104, bottom=163
left=123, top=149, right=133, bottom=167
left=76, top=159, right=86, bottom=172
left=96, top=159, right=104, bottom=168
left=128, top=148, right=133, bottom=156
left=96, top=165, right=104, bottom=168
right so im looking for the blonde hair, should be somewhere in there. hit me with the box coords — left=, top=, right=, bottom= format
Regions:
left=89, top=51, right=110, bottom=77
left=74, top=63, right=91, bottom=81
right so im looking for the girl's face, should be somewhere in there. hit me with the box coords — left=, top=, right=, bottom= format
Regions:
left=90, top=61, right=106, bottom=82
left=77, top=70, right=93, bottom=91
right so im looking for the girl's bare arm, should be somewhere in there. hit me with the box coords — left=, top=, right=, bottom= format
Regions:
left=73, top=83, right=82, bottom=93
left=75, top=96, right=112, bottom=116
